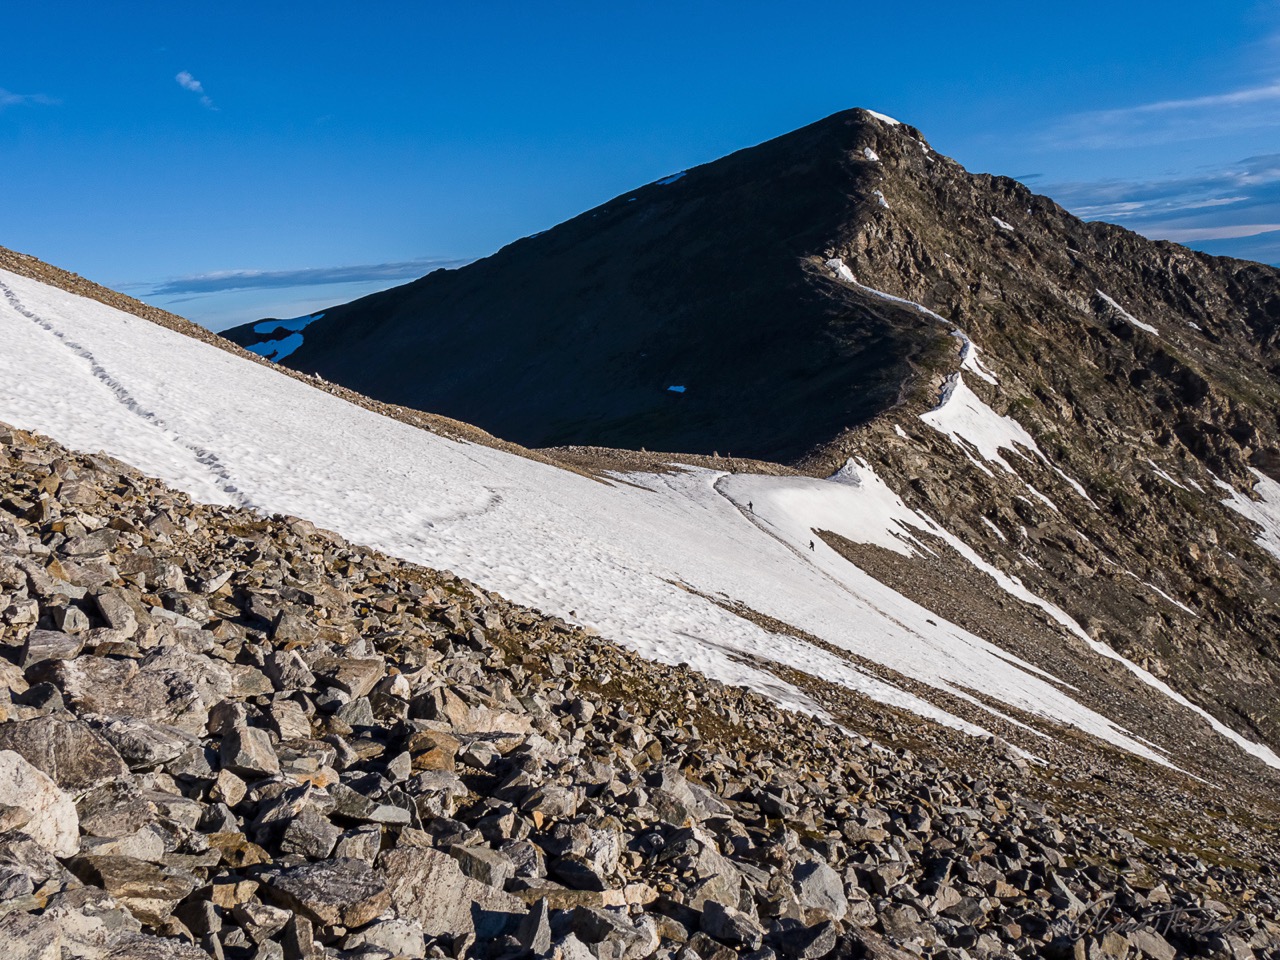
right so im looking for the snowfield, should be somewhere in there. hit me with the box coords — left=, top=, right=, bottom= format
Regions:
left=3, top=267, right=1278, bottom=771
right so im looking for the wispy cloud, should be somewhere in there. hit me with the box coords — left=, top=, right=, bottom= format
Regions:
left=175, top=71, right=216, bottom=110
left=0, top=87, right=59, bottom=110
left=140, top=257, right=471, bottom=297
left=1045, top=81, right=1280, bottom=149
left=1149, top=224, right=1280, bottom=242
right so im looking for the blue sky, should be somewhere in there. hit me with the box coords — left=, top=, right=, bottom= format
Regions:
left=2, top=2, right=1279, bottom=331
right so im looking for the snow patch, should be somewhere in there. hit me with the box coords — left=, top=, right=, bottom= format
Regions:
left=1147, top=459, right=1187, bottom=490
left=920, top=374, right=1094, bottom=508
left=922, top=375, right=1042, bottom=476
left=893, top=424, right=910, bottom=440
left=667, top=385, right=686, bottom=394
left=980, top=516, right=1007, bottom=541
left=1216, top=469, right=1280, bottom=563
left=866, top=110, right=901, bottom=125
left=1124, top=572, right=1196, bottom=617
left=863, top=146, right=880, bottom=162
left=872, top=188, right=890, bottom=209
left=992, top=216, right=1014, bottom=231
left=949, top=329, right=998, bottom=385
left=1097, top=290, right=1159, bottom=335
left=655, top=172, right=686, bottom=186
left=825, top=258, right=858, bottom=284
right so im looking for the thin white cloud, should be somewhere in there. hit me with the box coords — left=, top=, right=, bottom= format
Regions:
left=1117, top=81, right=1280, bottom=115
left=175, top=71, right=216, bottom=110
left=0, top=87, right=58, bottom=110
left=1041, top=153, right=1280, bottom=264
left=1046, top=80, right=1280, bottom=149
left=139, top=256, right=471, bottom=296
left=1148, top=224, right=1280, bottom=242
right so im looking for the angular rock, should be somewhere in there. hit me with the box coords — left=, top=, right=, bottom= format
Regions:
left=450, top=843, right=516, bottom=888
left=0, top=749, right=79, bottom=857
left=792, top=859, right=847, bottom=922
left=220, top=725, right=281, bottom=778
left=0, top=714, right=128, bottom=792
left=97, top=716, right=197, bottom=770
left=68, top=855, right=198, bottom=925
left=264, top=857, right=391, bottom=929
left=379, top=844, right=526, bottom=939
left=19, top=628, right=84, bottom=667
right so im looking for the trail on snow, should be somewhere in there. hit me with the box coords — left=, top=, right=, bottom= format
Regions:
left=0, top=278, right=255, bottom=511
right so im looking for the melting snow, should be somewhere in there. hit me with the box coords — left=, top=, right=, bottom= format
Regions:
left=1097, top=289, right=1159, bottom=335
left=3, top=267, right=1277, bottom=770
left=872, top=188, right=890, bottom=209
left=1124, top=572, right=1196, bottom=617
left=866, top=109, right=901, bottom=125
left=922, top=375, right=1042, bottom=476
left=1215, top=469, right=1280, bottom=563
left=863, top=147, right=880, bottom=162
left=920, top=374, right=1094, bottom=508
left=893, top=424, right=910, bottom=439
left=1147, top=458, right=1187, bottom=490
left=949, top=330, right=998, bottom=385
left=992, top=216, right=1015, bottom=231
left=825, top=258, right=858, bottom=284
left=980, top=516, right=1007, bottom=541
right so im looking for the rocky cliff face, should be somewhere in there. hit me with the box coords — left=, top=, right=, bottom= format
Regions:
left=799, top=114, right=1280, bottom=761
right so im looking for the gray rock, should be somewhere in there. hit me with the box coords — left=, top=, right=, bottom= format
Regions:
left=517, top=897, right=553, bottom=954
left=280, top=806, right=342, bottom=860
left=0, top=750, right=79, bottom=857
left=231, top=902, right=292, bottom=943
left=702, top=900, right=764, bottom=949
left=103, top=932, right=212, bottom=959
left=67, top=855, right=198, bottom=926
left=449, top=843, right=516, bottom=888
left=220, top=725, right=281, bottom=778
left=379, top=843, right=526, bottom=939
left=76, top=780, right=153, bottom=839
left=20, top=628, right=84, bottom=667
left=570, top=906, right=660, bottom=960
left=0, top=714, right=128, bottom=792
left=345, top=917, right=426, bottom=958
left=97, top=716, right=198, bottom=770
left=265, top=650, right=317, bottom=692
left=792, top=859, right=847, bottom=922
left=264, top=857, right=391, bottom=930
left=92, top=589, right=139, bottom=635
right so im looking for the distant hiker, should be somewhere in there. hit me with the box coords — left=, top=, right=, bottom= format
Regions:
left=809, top=539, right=815, bottom=551
left=748, top=501, right=753, bottom=513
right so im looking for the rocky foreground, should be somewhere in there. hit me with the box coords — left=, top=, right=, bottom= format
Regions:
left=0, top=422, right=1278, bottom=960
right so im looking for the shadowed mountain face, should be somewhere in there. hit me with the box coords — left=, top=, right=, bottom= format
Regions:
left=225, top=111, right=951, bottom=461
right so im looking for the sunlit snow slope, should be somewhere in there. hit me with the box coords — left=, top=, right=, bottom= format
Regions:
left=3, top=268, right=1277, bottom=771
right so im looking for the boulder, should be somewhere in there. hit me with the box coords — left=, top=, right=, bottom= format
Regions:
left=0, top=715, right=128, bottom=792
left=0, top=750, right=79, bottom=857
left=379, top=844, right=526, bottom=939
left=263, top=857, right=391, bottom=929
